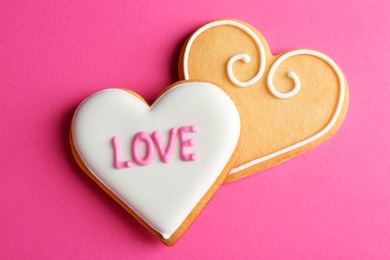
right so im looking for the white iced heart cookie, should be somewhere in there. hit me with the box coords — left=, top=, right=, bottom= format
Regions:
left=70, top=81, right=241, bottom=246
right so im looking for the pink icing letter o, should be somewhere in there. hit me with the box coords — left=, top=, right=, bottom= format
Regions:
left=178, top=125, right=199, bottom=161
left=132, top=132, right=155, bottom=166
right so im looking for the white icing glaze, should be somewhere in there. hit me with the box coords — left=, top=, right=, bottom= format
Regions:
left=231, top=49, right=345, bottom=173
left=72, top=82, right=240, bottom=239
left=183, top=20, right=266, bottom=88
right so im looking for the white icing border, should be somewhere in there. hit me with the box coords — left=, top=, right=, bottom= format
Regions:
left=183, top=20, right=266, bottom=87
left=231, top=49, right=345, bottom=173
left=182, top=19, right=346, bottom=174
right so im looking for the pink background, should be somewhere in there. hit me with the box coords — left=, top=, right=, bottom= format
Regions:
left=1, top=0, right=389, bottom=259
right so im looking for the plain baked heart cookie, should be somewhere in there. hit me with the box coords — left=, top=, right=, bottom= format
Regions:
left=179, top=19, right=349, bottom=182
left=70, top=81, right=242, bottom=246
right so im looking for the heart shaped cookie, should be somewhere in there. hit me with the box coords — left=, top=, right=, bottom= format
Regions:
left=179, top=19, right=349, bottom=182
left=70, top=81, right=242, bottom=245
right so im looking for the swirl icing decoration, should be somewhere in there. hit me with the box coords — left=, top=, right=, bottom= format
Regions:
left=183, top=20, right=267, bottom=87
left=181, top=19, right=348, bottom=180
left=231, top=49, right=346, bottom=173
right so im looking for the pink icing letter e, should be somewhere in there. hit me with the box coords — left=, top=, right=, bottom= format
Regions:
left=178, top=125, right=199, bottom=161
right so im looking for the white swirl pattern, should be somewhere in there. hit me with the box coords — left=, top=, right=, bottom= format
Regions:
left=233, top=49, right=345, bottom=173
left=183, top=20, right=266, bottom=87
left=183, top=19, right=346, bottom=174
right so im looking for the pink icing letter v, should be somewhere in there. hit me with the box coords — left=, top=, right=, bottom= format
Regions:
left=152, top=128, right=178, bottom=163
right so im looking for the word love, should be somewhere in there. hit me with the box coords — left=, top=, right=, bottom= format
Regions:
left=112, top=125, right=199, bottom=169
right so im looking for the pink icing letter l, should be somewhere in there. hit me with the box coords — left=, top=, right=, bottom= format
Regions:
left=112, top=136, right=133, bottom=168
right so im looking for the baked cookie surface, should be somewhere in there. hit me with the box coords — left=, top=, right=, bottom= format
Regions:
left=179, top=19, right=349, bottom=182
